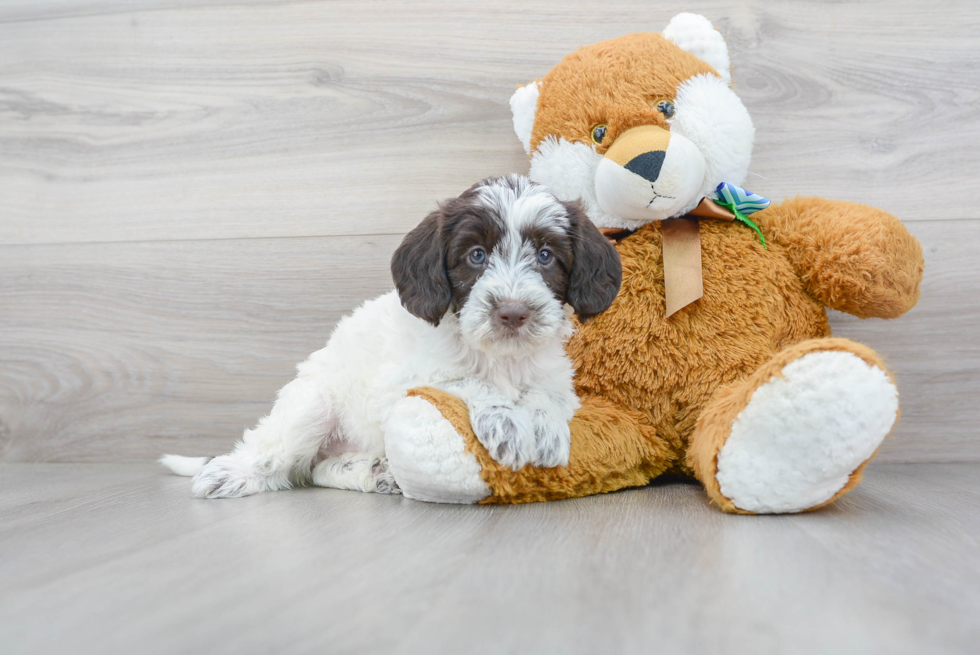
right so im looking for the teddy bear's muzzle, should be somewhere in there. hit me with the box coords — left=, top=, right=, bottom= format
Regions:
left=594, top=125, right=706, bottom=223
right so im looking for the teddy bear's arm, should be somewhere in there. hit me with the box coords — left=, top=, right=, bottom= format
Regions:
left=758, top=197, right=924, bottom=318
left=402, top=387, right=672, bottom=504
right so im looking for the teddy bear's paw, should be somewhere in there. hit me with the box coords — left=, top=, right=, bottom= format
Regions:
left=531, top=413, right=571, bottom=468
left=383, top=396, right=490, bottom=504
left=715, top=351, right=898, bottom=513
left=471, top=404, right=536, bottom=471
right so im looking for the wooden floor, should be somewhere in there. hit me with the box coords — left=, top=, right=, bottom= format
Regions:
left=1, top=462, right=978, bottom=655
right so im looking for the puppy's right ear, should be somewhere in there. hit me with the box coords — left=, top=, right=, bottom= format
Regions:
left=391, top=211, right=452, bottom=326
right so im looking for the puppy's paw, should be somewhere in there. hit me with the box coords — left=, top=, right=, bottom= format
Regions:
left=531, top=414, right=571, bottom=468
left=370, top=456, right=402, bottom=495
left=471, top=405, right=535, bottom=470
left=312, top=452, right=402, bottom=495
left=191, top=455, right=264, bottom=499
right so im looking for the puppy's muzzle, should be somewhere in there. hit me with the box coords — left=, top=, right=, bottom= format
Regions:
left=495, top=302, right=531, bottom=330
left=594, top=125, right=707, bottom=222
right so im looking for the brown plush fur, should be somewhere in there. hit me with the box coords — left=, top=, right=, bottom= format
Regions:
left=413, top=202, right=921, bottom=508
left=408, top=30, right=924, bottom=511
left=529, top=33, right=719, bottom=153
left=761, top=197, right=923, bottom=318
left=407, top=387, right=671, bottom=503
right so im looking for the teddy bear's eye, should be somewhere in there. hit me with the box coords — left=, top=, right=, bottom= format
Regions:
left=657, top=100, right=676, bottom=119
left=591, top=124, right=608, bottom=145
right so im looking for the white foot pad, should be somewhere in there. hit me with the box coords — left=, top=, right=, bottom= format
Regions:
left=716, top=351, right=898, bottom=513
left=383, top=396, right=490, bottom=504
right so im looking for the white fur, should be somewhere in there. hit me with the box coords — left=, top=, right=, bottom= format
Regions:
left=385, top=396, right=490, bottom=503
left=510, top=82, right=540, bottom=155
left=463, top=179, right=573, bottom=359
left=668, top=73, right=754, bottom=197
left=593, top=132, right=707, bottom=223
left=662, top=13, right=731, bottom=84
left=528, top=137, right=627, bottom=228
left=715, top=351, right=899, bottom=514
left=311, top=451, right=398, bottom=494
left=162, top=178, right=581, bottom=499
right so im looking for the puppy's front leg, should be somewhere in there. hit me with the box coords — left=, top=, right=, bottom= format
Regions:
left=446, top=380, right=535, bottom=471
left=518, top=389, right=575, bottom=468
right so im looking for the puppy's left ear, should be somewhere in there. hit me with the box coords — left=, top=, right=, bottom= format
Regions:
left=564, top=201, right=622, bottom=321
left=391, top=210, right=452, bottom=326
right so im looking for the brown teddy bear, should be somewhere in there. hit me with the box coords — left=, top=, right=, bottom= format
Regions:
left=383, top=13, right=924, bottom=513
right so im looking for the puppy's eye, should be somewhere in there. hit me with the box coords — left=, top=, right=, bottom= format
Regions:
left=537, top=248, right=553, bottom=265
left=468, top=247, right=487, bottom=266
left=590, top=124, right=608, bottom=145
left=657, top=100, right=675, bottom=119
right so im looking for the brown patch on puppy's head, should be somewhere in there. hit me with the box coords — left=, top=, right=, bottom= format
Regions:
left=391, top=177, right=621, bottom=338
left=390, top=183, right=506, bottom=326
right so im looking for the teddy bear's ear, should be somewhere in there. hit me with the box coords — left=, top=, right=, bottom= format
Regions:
left=662, top=13, right=731, bottom=85
left=510, top=81, right=540, bottom=155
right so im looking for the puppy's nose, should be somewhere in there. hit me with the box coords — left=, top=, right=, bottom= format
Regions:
left=497, top=302, right=530, bottom=328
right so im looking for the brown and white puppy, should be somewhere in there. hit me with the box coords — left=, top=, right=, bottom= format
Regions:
left=161, top=175, right=621, bottom=498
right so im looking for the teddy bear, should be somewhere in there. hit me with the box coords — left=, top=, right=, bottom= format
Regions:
left=381, top=13, right=924, bottom=513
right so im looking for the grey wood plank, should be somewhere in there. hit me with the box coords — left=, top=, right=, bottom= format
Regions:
left=0, top=462, right=977, bottom=655
left=0, top=462, right=158, bottom=516
left=0, top=463, right=500, bottom=655
left=1, top=0, right=978, bottom=246
left=0, top=220, right=976, bottom=464
left=397, top=467, right=980, bottom=655
left=0, top=234, right=399, bottom=462
left=0, top=463, right=289, bottom=592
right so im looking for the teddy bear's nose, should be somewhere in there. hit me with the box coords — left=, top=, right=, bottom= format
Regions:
left=594, top=125, right=707, bottom=222
left=624, top=150, right=666, bottom=183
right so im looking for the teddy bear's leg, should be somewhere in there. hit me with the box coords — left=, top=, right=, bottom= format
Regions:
left=382, top=391, right=492, bottom=504
left=687, top=338, right=899, bottom=514
left=385, top=388, right=672, bottom=504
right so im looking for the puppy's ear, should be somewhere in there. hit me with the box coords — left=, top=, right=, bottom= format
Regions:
left=391, top=210, right=452, bottom=326
left=564, top=201, right=622, bottom=321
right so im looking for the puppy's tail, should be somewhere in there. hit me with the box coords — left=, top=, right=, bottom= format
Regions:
left=159, top=454, right=211, bottom=477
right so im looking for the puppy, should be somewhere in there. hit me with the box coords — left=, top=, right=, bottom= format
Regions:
left=161, top=175, right=621, bottom=498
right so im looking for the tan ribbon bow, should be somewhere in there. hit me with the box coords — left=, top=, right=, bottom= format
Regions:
left=600, top=198, right=735, bottom=318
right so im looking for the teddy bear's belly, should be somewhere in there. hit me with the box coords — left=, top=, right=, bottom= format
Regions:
left=567, top=221, right=830, bottom=457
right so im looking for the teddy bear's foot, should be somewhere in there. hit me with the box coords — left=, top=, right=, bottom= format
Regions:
left=383, top=394, right=490, bottom=504
left=690, top=339, right=899, bottom=514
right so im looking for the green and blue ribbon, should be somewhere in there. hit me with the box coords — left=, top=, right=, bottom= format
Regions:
left=712, top=182, right=770, bottom=248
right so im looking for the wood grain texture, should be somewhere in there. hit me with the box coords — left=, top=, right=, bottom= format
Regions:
left=1, top=0, right=979, bottom=245
left=0, top=234, right=399, bottom=462
left=0, top=220, right=976, bottom=464
left=1, top=0, right=977, bottom=464
left=1, top=462, right=977, bottom=654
